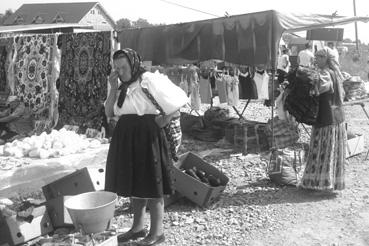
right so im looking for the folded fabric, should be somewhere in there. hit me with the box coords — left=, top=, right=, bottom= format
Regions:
left=141, top=71, right=189, bottom=115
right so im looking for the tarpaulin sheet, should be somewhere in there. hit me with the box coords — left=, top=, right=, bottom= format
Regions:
left=118, top=10, right=369, bottom=67
left=0, top=145, right=109, bottom=197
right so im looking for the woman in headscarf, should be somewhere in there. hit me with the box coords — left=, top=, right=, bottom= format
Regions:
left=299, top=47, right=346, bottom=191
left=104, top=48, right=188, bottom=245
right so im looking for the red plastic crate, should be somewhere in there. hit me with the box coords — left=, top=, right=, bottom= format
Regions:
left=172, top=152, right=229, bottom=207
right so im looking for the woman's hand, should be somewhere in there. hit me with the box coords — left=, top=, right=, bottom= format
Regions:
left=109, top=70, right=119, bottom=90
left=155, top=111, right=180, bottom=128
left=155, top=115, right=170, bottom=128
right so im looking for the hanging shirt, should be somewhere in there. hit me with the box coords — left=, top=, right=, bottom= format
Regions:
left=298, top=49, right=314, bottom=67
left=114, top=71, right=189, bottom=116
left=224, top=75, right=239, bottom=106
left=215, top=76, right=227, bottom=103
left=277, top=54, right=290, bottom=73
left=239, top=72, right=258, bottom=99
left=190, top=81, right=201, bottom=110
left=198, top=77, right=212, bottom=104
left=179, top=74, right=189, bottom=95
left=254, top=70, right=269, bottom=99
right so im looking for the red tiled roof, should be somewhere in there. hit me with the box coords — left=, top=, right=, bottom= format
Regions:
left=4, top=2, right=98, bottom=25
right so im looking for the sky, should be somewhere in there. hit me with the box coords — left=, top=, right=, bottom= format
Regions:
left=1, top=0, right=369, bottom=43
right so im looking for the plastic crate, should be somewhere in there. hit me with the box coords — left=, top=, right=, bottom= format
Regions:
left=42, top=167, right=105, bottom=200
left=173, top=152, right=229, bottom=207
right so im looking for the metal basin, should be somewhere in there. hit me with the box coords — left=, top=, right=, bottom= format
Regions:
left=64, top=191, right=117, bottom=234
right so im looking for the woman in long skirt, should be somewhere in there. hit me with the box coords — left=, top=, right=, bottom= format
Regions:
left=300, top=47, right=346, bottom=191
left=104, top=48, right=188, bottom=245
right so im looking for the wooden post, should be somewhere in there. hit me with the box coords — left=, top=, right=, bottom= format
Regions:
left=353, top=0, right=359, bottom=50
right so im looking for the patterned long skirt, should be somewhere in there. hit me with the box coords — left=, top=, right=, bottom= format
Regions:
left=300, top=123, right=347, bottom=190
left=105, top=114, right=175, bottom=198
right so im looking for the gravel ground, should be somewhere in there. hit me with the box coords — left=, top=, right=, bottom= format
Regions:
left=112, top=99, right=369, bottom=246
left=4, top=99, right=369, bottom=246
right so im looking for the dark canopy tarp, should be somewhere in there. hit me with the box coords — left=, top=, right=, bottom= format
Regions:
left=118, top=10, right=369, bottom=67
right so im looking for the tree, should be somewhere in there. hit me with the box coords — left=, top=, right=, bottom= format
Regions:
left=132, top=18, right=152, bottom=28
left=116, top=18, right=131, bottom=30
left=0, top=9, right=13, bottom=25
left=343, top=38, right=353, bottom=43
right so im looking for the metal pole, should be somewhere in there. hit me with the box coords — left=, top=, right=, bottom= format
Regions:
left=353, top=0, right=359, bottom=50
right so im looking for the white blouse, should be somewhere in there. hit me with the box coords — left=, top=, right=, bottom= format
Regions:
left=114, top=71, right=189, bottom=116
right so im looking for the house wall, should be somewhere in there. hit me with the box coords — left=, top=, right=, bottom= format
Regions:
left=79, top=5, right=115, bottom=31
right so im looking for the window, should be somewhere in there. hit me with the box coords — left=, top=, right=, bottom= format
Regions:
left=14, top=16, right=24, bottom=25
left=90, top=10, right=95, bottom=14
left=32, top=16, right=44, bottom=24
left=52, top=14, right=65, bottom=23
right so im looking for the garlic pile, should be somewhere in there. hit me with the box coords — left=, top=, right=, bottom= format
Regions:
left=0, top=129, right=108, bottom=159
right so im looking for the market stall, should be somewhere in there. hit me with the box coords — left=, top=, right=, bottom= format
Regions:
left=118, top=10, right=369, bottom=140
left=0, top=31, right=115, bottom=196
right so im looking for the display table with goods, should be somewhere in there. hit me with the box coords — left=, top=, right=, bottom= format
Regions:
left=0, top=129, right=109, bottom=197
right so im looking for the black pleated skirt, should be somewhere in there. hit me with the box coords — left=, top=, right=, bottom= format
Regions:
left=105, top=114, right=175, bottom=198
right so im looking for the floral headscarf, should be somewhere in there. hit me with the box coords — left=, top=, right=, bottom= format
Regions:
left=315, top=47, right=345, bottom=105
left=115, top=48, right=147, bottom=108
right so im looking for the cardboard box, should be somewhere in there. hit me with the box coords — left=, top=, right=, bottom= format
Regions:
left=42, top=167, right=105, bottom=200
left=45, top=196, right=73, bottom=228
left=163, top=191, right=183, bottom=208
left=173, top=152, right=229, bottom=207
left=0, top=206, right=53, bottom=246
left=346, top=135, right=365, bottom=158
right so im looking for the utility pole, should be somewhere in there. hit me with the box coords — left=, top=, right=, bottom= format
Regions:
left=353, top=0, right=359, bottom=50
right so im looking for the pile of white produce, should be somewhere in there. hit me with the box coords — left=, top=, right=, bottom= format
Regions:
left=0, top=129, right=108, bottom=159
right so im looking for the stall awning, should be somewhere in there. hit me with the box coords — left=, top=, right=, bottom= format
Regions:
left=118, top=10, right=369, bottom=67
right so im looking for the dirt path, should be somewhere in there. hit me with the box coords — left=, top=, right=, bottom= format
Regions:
left=248, top=154, right=369, bottom=246
left=247, top=104, right=369, bottom=246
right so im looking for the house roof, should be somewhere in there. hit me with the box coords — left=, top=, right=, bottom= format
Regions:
left=4, top=2, right=104, bottom=25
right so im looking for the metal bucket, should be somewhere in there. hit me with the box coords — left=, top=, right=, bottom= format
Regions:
left=64, top=191, right=117, bottom=234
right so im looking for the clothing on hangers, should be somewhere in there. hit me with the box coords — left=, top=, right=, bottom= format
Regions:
left=224, top=75, right=239, bottom=107
left=190, top=81, right=201, bottom=110
left=254, top=69, right=269, bottom=99
left=199, top=77, right=212, bottom=104
left=239, top=68, right=258, bottom=99
left=215, top=74, right=227, bottom=103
